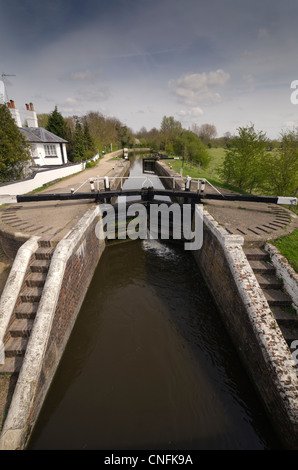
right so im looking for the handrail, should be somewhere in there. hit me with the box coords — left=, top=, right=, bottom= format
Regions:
left=87, top=175, right=225, bottom=197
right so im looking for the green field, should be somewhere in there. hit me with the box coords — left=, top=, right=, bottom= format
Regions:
left=168, top=147, right=225, bottom=178
left=166, top=148, right=250, bottom=193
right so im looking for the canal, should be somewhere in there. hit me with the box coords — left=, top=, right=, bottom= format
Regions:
left=28, top=155, right=281, bottom=450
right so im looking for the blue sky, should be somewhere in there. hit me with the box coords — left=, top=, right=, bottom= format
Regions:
left=1, top=0, right=298, bottom=138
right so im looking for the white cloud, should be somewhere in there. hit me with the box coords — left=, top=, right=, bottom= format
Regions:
left=177, top=107, right=204, bottom=118
left=65, top=97, right=78, bottom=104
left=58, top=96, right=81, bottom=113
left=59, top=69, right=103, bottom=83
left=76, top=88, right=111, bottom=102
left=58, top=87, right=111, bottom=113
left=169, top=69, right=230, bottom=106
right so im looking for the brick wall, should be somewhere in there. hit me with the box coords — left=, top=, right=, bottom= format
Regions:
left=26, top=214, right=105, bottom=438
left=48, top=219, right=104, bottom=354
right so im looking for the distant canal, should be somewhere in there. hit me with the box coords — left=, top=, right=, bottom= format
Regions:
left=28, top=156, right=281, bottom=450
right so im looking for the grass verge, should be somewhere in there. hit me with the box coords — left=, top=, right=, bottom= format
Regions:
left=166, top=148, right=249, bottom=194
left=271, top=229, right=298, bottom=273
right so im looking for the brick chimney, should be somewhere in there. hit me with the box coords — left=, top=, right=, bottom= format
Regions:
left=25, top=102, right=38, bottom=128
left=8, top=99, right=22, bottom=127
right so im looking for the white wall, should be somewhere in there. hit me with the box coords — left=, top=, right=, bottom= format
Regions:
left=31, top=143, right=65, bottom=166
left=0, top=152, right=102, bottom=203
left=10, top=108, right=22, bottom=127
left=0, top=163, right=84, bottom=202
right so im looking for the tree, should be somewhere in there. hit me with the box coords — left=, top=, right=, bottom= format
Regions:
left=63, top=116, right=76, bottom=162
left=260, top=129, right=298, bottom=196
left=173, top=131, right=211, bottom=167
left=0, top=105, right=32, bottom=181
left=220, top=124, right=268, bottom=192
left=83, top=121, right=96, bottom=156
left=223, top=131, right=233, bottom=148
left=46, top=106, right=68, bottom=139
left=160, top=116, right=182, bottom=150
left=37, top=113, right=50, bottom=129
left=116, top=123, right=134, bottom=148
left=72, top=120, right=86, bottom=162
left=137, top=126, right=147, bottom=137
left=193, top=123, right=217, bottom=145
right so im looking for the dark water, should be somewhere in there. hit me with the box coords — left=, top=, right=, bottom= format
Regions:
left=28, top=156, right=281, bottom=450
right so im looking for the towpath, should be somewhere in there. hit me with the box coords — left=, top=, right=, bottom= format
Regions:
left=0, top=153, right=130, bottom=252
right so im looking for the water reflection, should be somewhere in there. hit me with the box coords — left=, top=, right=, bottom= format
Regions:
left=28, top=239, right=280, bottom=450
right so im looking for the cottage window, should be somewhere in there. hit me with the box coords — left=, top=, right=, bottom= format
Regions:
left=44, top=144, right=57, bottom=157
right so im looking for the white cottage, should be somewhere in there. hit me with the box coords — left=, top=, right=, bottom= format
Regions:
left=5, top=99, right=68, bottom=167
left=19, top=126, right=68, bottom=166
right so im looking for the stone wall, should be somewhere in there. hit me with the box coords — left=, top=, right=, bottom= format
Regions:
left=193, top=211, right=298, bottom=449
left=265, top=242, right=298, bottom=312
left=26, top=209, right=105, bottom=441
left=0, top=207, right=105, bottom=450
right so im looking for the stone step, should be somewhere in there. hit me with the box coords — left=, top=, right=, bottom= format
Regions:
left=9, top=319, right=34, bottom=338
left=15, top=302, right=39, bottom=320
left=38, top=237, right=57, bottom=248
left=30, top=259, right=51, bottom=273
left=244, top=248, right=269, bottom=261
left=34, top=247, right=55, bottom=260
left=264, top=289, right=293, bottom=307
left=4, top=337, right=28, bottom=357
left=249, top=260, right=276, bottom=274
left=20, top=287, right=43, bottom=303
left=255, top=273, right=282, bottom=290
left=26, top=272, right=47, bottom=288
left=271, top=307, right=298, bottom=327
left=0, top=357, right=23, bottom=374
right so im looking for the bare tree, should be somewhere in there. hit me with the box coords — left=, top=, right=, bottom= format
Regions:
left=192, top=123, right=217, bottom=145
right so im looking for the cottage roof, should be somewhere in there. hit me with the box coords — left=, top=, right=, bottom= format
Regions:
left=20, top=127, right=68, bottom=144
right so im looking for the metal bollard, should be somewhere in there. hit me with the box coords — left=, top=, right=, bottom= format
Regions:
left=90, top=180, right=95, bottom=193
left=201, top=180, right=205, bottom=194
left=104, top=176, right=110, bottom=191
left=104, top=176, right=111, bottom=203
left=185, top=175, right=191, bottom=192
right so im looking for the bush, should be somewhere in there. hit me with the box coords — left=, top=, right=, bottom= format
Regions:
left=85, top=160, right=96, bottom=168
left=219, top=124, right=268, bottom=193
